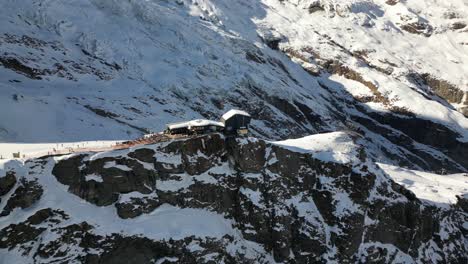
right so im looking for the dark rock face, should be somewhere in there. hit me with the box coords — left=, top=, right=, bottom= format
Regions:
left=52, top=154, right=157, bottom=206
left=0, top=208, right=69, bottom=256
left=0, top=57, right=44, bottom=80
left=451, top=22, right=466, bottom=30
left=363, top=111, right=468, bottom=171
left=385, top=0, right=399, bottom=5
left=400, top=22, right=433, bottom=37
left=347, top=107, right=468, bottom=174
left=0, top=220, right=45, bottom=252
left=308, top=3, right=325, bottom=13
left=2, top=135, right=467, bottom=263
left=0, top=178, right=43, bottom=217
left=456, top=195, right=468, bottom=213
left=406, top=72, right=468, bottom=117
left=177, top=134, right=227, bottom=175
left=0, top=171, right=17, bottom=196
left=418, top=73, right=465, bottom=105
left=115, top=197, right=161, bottom=219
left=127, top=148, right=156, bottom=163
left=228, top=138, right=266, bottom=172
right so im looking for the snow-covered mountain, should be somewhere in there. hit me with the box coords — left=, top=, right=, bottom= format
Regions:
left=0, top=0, right=467, bottom=263
left=1, top=133, right=467, bottom=263
left=1, top=0, right=467, bottom=172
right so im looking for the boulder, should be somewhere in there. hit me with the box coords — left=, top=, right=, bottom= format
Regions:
left=115, top=197, right=161, bottom=219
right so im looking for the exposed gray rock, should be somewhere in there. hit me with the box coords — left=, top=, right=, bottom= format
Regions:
left=280, top=44, right=468, bottom=172
left=308, top=3, right=325, bottom=13
left=0, top=208, right=67, bottom=252
left=52, top=155, right=157, bottom=206
left=419, top=73, right=465, bottom=104
left=228, top=137, right=266, bottom=173
left=0, top=178, right=43, bottom=217
left=0, top=171, right=16, bottom=196
left=115, top=196, right=161, bottom=219
left=451, top=22, right=466, bottom=30
left=0, top=210, right=255, bottom=264
left=0, top=221, right=45, bottom=252
left=127, top=148, right=156, bottom=164
left=400, top=22, right=433, bottom=37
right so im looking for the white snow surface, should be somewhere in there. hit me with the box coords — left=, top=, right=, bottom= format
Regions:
left=221, top=109, right=251, bottom=121
left=103, top=161, right=132, bottom=171
left=167, top=119, right=224, bottom=130
left=379, top=163, right=468, bottom=207
left=84, top=173, right=104, bottom=183
left=272, top=131, right=359, bottom=164
left=0, top=140, right=121, bottom=160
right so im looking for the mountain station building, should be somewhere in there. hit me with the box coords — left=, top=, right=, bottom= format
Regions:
left=165, top=109, right=251, bottom=136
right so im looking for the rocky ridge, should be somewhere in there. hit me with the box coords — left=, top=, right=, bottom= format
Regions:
left=0, top=133, right=466, bottom=263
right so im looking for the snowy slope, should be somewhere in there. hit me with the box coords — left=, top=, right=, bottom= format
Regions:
left=0, top=0, right=467, bottom=173
left=0, top=0, right=331, bottom=142
left=272, top=131, right=360, bottom=164
left=379, top=163, right=468, bottom=207
left=264, top=0, right=468, bottom=130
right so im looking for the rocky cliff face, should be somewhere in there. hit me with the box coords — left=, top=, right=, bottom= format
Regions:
left=1, top=134, right=466, bottom=263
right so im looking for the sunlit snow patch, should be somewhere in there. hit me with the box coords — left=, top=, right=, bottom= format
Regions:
left=378, top=163, right=468, bottom=207
left=271, top=131, right=359, bottom=164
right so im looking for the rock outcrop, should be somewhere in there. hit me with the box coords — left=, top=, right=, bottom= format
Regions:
left=0, top=171, right=16, bottom=197
left=1, top=134, right=465, bottom=263
left=52, top=154, right=157, bottom=206
left=0, top=178, right=43, bottom=217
